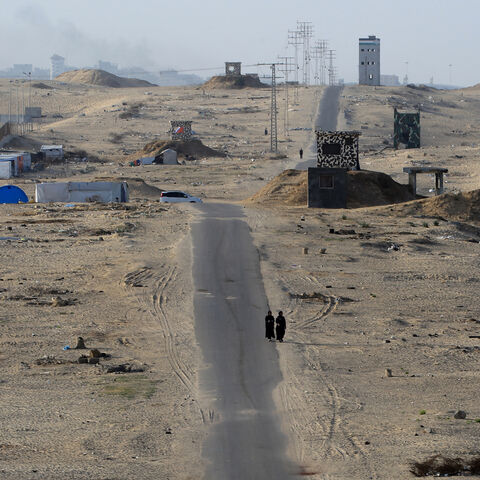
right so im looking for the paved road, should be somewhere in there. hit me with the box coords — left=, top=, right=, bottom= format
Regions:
left=192, top=203, right=295, bottom=479
left=297, top=85, right=344, bottom=170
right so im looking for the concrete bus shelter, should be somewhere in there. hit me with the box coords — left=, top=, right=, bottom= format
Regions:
left=403, top=167, right=448, bottom=196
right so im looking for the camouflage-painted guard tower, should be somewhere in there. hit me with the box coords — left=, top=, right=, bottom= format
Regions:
left=170, top=121, right=192, bottom=140
left=225, top=62, right=241, bottom=76
left=316, top=131, right=361, bottom=170
left=394, top=108, right=420, bottom=149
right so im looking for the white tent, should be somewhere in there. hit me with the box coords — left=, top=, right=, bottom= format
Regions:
left=35, top=182, right=129, bottom=203
left=160, top=149, right=178, bottom=165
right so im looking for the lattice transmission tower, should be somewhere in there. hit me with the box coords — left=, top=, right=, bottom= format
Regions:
left=288, top=29, right=302, bottom=103
left=278, top=56, right=295, bottom=136
left=328, top=50, right=337, bottom=86
left=258, top=63, right=283, bottom=152
left=297, top=21, right=314, bottom=85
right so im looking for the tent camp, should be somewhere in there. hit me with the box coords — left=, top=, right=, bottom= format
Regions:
left=35, top=181, right=129, bottom=203
left=0, top=185, right=28, bottom=204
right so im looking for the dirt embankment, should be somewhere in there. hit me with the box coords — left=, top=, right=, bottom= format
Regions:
left=56, top=69, right=155, bottom=88
left=134, top=139, right=226, bottom=159
left=381, top=188, right=480, bottom=223
left=202, top=75, right=268, bottom=89
left=246, top=169, right=416, bottom=208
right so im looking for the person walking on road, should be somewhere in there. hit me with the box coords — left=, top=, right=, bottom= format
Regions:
left=276, top=311, right=286, bottom=342
left=299, top=148, right=303, bottom=159
left=265, top=310, right=275, bottom=341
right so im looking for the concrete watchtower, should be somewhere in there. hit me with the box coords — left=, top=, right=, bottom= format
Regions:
left=359, top=35, right=380, bottom=86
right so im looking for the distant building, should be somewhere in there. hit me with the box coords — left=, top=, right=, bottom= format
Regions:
left=50, top=54, right=66, bottom=79
left=359, top=35, right=380, bottom=86
left=12, top=64, right=32, bottom=76
left=381, top=74, right=400, bottom=86
left=33, top=67, right=50, bottom=80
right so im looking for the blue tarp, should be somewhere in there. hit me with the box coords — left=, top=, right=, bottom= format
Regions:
left=0, top=185, right=28, bottom=204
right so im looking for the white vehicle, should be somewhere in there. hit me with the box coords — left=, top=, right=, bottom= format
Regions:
left=160, top=190, right=203, bottom=203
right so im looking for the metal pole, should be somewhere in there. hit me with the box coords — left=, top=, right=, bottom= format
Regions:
left=278, top=56, right=295, bottom=137
left=270, top=64, right=277, bottom=152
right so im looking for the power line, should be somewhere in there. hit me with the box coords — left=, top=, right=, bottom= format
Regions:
left=327, top=50, right=337, bottom=86
left=297, top=21, right=314, bottom=86
left=278, top=56, right=295, bottom=136
left=288, top=30, right=302, bottom=103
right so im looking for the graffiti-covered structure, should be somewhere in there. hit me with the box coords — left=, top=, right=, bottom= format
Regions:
left=316, top=131, right=361, bottom=170
left=225, top=62, right=241, bottom=76
left=170, top=121, right=192, bottom=141
left=394, top=108, right=420, bottom=149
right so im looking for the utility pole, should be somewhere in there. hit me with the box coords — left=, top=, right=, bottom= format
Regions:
left=327, top=50, right=337, bottom=86
left=270, top=63, right=278, bottom=152
left=318, top=40, right=328, bottom=85
left=258, top=62, right=282, bottom=152
left=288, top=29, right=302, bottom=103
left=23, top=71, right=32, bottom=132
left=297, top=21, right=314, bottom=85
left=278, top=56, right=295, bottom=136
left=448, top=64, right=453, bottom=85
left=311, top=40, right=328, bottom=85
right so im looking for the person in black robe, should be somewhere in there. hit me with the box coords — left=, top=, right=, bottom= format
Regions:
left=276, top=311, right=286, bottom=342
left=265, top=310, right=275, bottom=341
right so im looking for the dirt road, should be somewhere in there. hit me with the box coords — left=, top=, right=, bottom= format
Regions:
left=192, top=203, right=296, bottom=479
left=298, top=85, right=343, bottom=170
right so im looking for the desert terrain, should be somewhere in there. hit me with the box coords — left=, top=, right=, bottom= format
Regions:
left=1, top=76, right=480, bottom=479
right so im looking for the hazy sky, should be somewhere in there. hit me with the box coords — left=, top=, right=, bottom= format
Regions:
left=1, top=0, right=479, bottom=86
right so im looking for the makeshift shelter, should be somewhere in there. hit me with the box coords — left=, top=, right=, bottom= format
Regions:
left=40, top=145, right=64, bottom=160
left=156, top=149, right=178, bottom=165
left=35, top=182, right=129, bottom=203
left=308, top=168, right=347, bottom=208
left=170, top=121, right=192, bottom=140
left=394, top=108, right=420, bottom=149
left=0, top=160, right=13, bottom=179
left=0, top=152, right=31, bottom=177
left=0, top=185, right=28, bottom=204
left=316, top=131, right=361, bottom=170
left=138, top=157, right=155, bottom=165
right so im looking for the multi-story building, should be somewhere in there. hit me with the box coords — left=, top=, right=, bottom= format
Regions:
left=50, top=54, right=66, bottom=80
left=359, top=35, right=380, bottom=86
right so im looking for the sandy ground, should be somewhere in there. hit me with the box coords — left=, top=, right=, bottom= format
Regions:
left=1, top=79, right=480, bottom=479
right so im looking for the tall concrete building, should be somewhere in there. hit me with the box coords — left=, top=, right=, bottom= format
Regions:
left=359, top=35, right=380, bottom=86
left=50, top=54, right=66, bottom=80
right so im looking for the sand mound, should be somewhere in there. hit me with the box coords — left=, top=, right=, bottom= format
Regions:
left=56, top=69, right=154, bottom=88
left=463, top=83, right=480, bottom=91
left=202, top=75, right=268, bottom=89
left=384, top=189, right=480, bottom=223
left=347, top=170, right=416, bottom=207
left=95, top=177, right=163, bottom=199
left=247, top=170, right=307, bottom=206
left=246, top=169, right=416, bottom=208
left=136, top=139, right=226, bottom=159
